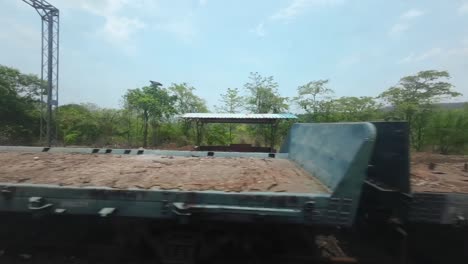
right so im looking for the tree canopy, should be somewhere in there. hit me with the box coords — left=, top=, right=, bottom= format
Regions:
left=0, top=65, right=42, bottom=143
left=1, top=65, right=466, bottom=154
left=244, top=72, right=288, bottom=114
left=124, top=83, right=177, bottom=147
left=168, top=83, right=208, bottom=114
left=379, top=70, right=461, bottom=150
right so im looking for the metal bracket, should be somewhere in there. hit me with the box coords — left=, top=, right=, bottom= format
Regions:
left=54, top=208, right=67, bottom=214
left=1, top=188, right=13, bottom=199
left=171, top=202, right=301, bottom=217
left=98, top=207, right=116, bottom=217
left=172, top=203, right=192, bottom=216
left=28, top=197, right=53, bottom=211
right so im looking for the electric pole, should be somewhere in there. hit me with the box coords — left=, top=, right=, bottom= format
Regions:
left=22, top=0, right=59, bottom=146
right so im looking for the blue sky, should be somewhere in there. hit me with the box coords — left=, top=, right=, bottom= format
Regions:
left=1, top=0, right=468, bottom=109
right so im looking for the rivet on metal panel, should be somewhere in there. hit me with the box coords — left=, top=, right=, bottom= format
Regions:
left=98, top=207, right=116, bottom=217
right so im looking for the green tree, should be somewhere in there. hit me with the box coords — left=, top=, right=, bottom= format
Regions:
left=125, top=83, right=177, bottom=147
left=168, top=83, right=208, bottom=114
left=294, top=80, right=334, bottom=121
left=244, top=72, right=288, bottom=114
left=216, top=88, right=244, bottom=113
left=332, top=96, right=381, bottom=121
left=244, top=72, right=288, bottom=146
left=95, top=108, right=124, bottom=145
left=57, top=104, right=100, bottom=145
left=168, top=83, right=208, bottom=143
left=379, top=70, right=461, bottom=150
left=426, top=105, right=468, bottom=154
left=0, top=65, right=42, bottom=143
left=216, top=88, right=244, bottom=144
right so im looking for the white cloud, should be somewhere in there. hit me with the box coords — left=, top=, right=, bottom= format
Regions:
left=447, top=39, right=468, bottom=56
left=250, top=23, right=266, bottom=37
left=270, top=0, right=344, bottom=21
left=459, top=2, right=468, bottom=14
left=61, top=0, right=146, bottom=43
left=388, top=8, right=424, bottom=37
left=399, top=48, right=442, bottom=64
left=155, top=17, right=197, bottom=42
left=400, top=9, right=424, bottom=19
left=60, top=0, right=199, bottom=45
left=388, top=23, right=409, bottom=36
left=398, top=37, right=468, bottom=64
left=103, top=16, right=145, bottom=41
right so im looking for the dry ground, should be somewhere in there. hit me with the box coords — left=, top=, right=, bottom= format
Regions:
left=411, top=152, right=468, bottom=193
left=0, top=152, right=328, bottom=194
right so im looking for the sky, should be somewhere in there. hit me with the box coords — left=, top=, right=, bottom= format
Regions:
left=1, top=0, right=468, bottom=109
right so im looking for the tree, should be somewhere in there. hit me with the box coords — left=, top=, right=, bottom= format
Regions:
left=379, top=70, right=461, bottom=150
left=57, top=104, right=99, bottom=145
left=332, top=96, right=381, bottom=121
left=124, top=83, right=177, bottom=148
left=216, top=88, right=244, bottom=144
left=0, top=65, right=42, bottom=144
left=244, top=72, right=288, bottom=146
left=244, top=72, right=288, bottom=114
left=168, top=83, right=208, bottom=143
left=294, top=79, right=334, bottom=122
left=168, top=83, right=208, bottom=114
left=425, top=105, right=468, bottom=154
left=216, top=88, right=244, bottom=113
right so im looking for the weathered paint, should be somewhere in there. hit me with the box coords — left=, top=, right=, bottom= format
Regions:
left=0, top=122, right=377, bottom=227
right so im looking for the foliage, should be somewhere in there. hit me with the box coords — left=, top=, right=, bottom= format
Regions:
left=2, top=66, right=467, bottom=154
left=168, top=83, right=208, bottom=142
left=215, top=87, right=244, bottom=144
left=425, top=105, right=468, bottom=154
left=216, top=88, right=244, bottom=113
left=124, top=83, right=177, bottom=147
left=331, top=96, right=382, bottom=121
left=168, top=83, right=208, bottom=114
left=294, top=79, right=382, bottom=122
left=244, top=72, right=288, bottom=146
left=0, top=65, right=42, bottom=144
left=57, top=104, right=99, bottom=145
left=205, top=124, right=230, bottom=146
left=379, top=70, right=461, bottom=150
left=294, top=79, right=333, bottom=121
left=244, top=72, right=288, bottom=114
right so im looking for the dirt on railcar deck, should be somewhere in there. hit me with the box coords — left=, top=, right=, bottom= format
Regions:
left=0, top=152, right=329, bottom=194
left=411, top=152, right=468, bottom=193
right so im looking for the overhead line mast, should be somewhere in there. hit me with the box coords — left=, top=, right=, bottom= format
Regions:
left=22, top=0, right=59, bottom=146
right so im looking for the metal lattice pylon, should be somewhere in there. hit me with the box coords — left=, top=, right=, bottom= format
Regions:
left=22, top=0, right=59, bottom=146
